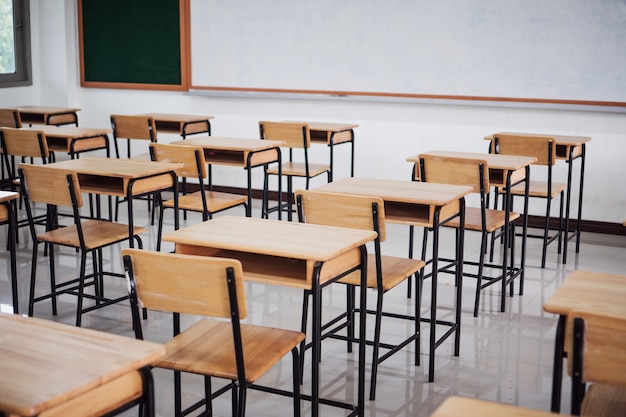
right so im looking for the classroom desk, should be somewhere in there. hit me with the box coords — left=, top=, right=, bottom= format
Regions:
left=407, top=150, right=535, bottom=297
left=0, top=312, right=164, bottom=417
left=543, top=270, right=626, bottom=413
left=486, top=132, right=591, bottom=264
left=313, top=177, right=472, bottom=382
left=169, top=136, right=284, bottom=217
left=16, top=105, right=80, bottom=126
left=24, top=125, right=110, bottom=158
left=163, top=215, right=375, bottom=417
left=48, top=157, right=181, bottom=246
left=0, top=191, right=18, bottom=314
left=140, top=113, right=214, bottom=138
left=286, top=121, right=358, bottom=181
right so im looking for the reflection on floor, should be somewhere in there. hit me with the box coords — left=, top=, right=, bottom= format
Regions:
left=1, top=200, right=624, bottom=417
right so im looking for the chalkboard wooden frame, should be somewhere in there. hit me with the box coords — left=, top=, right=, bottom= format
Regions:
left=78, top=0, right=189, bottom=91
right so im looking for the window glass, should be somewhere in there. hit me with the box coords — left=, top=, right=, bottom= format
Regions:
left=0, top=0, right=17, bottom=74
left=0, top=0, right=31, bottom=87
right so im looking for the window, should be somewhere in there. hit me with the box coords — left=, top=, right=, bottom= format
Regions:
left=0, top=0, right=31, bottom=87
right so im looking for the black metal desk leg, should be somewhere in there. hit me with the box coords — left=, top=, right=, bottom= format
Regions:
left=429, top=209, right=441, bottom=382
left=551, top=315, right=566, bottom=412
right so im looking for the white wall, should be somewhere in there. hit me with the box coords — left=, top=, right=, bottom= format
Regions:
left=3, top=0, right=625, bottom=224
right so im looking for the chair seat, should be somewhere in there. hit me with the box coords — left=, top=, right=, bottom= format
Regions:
left=444, top=207, right=520, bottom=233
left=163, top=190, right=247, bottom=213
left=339, top=254, right=425, bottom=291
left=157, top=318, right=305, bottom=384
left=267, top=162, right=330, bottom=177
left=508, top=180, right=567, bottom=198
left=37, top=220, right=146, bottom=250
left=581, top=383, right=626, bottom=417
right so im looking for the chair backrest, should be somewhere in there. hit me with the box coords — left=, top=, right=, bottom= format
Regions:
left=0, top=108, right=22, bottom=128
left=18, top=163, right=82, bottom=209
left=418, top=154, right=489, bottom=194
left=0, top=127, right=50, bottom=159
left=570, top=309, right=626, bottom=387
left=110, top=114, right=157, bottom=141
left=259, top=121, right=311, bottom=149
left=149, top=143, right=207, bottom=180
left=121, top=248, right=247, bottom=319
left=295, top=189, right=386, bottom=242
left=492, top=134, right=556, bottom=166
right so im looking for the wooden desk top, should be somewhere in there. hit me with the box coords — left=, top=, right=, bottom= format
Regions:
left=164, top=215, right=375, bottom=262
left=0, top=191, right=19, bottom=203
left=0, top=313, right=164, bottom=416
left=171, top=136, right=285, bottom=151
left=140, top=113, right=214, bottom=123
left=432, top=396, right=556, bottom=417
left=49, top=157, right=181, bottom=179
left=407, top=150, right=537, bottom=170
left=24, top=125, right=112, bottom=138
left=544, top=270, right=626, bottom=316
left=16, top=106, right=80, bottom=116
left=485, top=132, right=592, bottom=146
left=314, top=177, right=472, bottom=206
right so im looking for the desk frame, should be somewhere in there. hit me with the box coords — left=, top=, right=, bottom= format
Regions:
left=163, top=216, right=375, bottom=417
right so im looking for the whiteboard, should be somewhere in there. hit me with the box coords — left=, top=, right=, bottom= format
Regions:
left=190, top=0, right=626, bottom=104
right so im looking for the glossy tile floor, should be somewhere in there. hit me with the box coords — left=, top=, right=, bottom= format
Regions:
left=1, top=198, right=624, bottom=417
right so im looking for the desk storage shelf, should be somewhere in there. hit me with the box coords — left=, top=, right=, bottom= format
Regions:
left=174, top=245, right=362, bottom=289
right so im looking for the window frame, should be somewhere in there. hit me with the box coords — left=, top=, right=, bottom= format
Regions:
left=0, top=0, right=32, bottom=87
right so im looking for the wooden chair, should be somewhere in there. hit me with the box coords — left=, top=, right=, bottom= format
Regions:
left=569, top=308, right=626, bottom=416
left=295, top=189, right=425, bottom=400
left=110, top=114, right=158, bottom=222
left=1, top=126, right=52, bottom=189
left=260, top=121, right=330, bottom=221
left=0, top=108, right=22, bottom=129
left=122, top=248, right=305, bottom=417
left=417, top=154, right=521, bottom=317
left=110, top=114, right=157, bottom=159
left=0, top=192, right=18, bottom=314
left=490, top=133, right=566, bottom=268
left=0, top=108, right=22, bottom=184
left=18, top=163, right=146, bottom=326
left=149, top=143, right=248, bottom=251
left=1, top=127, right=52, bottom=230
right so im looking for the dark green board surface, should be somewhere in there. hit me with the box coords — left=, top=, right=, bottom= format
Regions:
left=81, top=0, right=181, bottom=85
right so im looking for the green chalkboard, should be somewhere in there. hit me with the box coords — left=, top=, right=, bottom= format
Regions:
left=80, top=0, right=183, bottom=87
